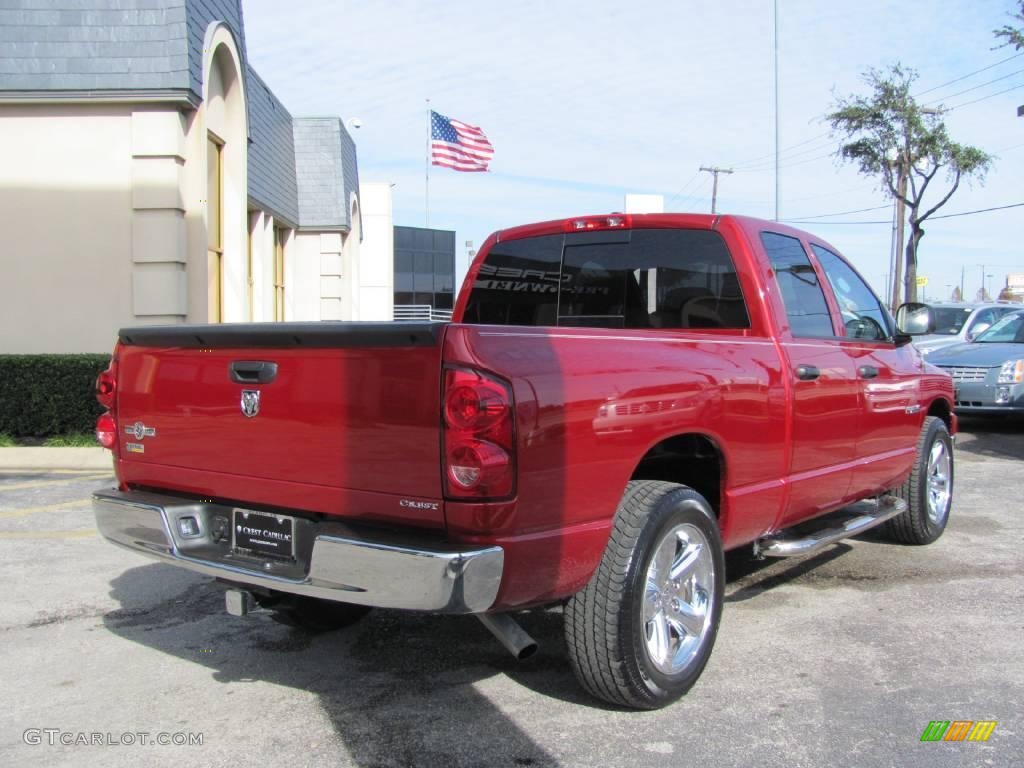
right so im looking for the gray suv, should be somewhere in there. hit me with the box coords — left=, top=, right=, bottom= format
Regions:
left=914, top=302, right=1020, bottom=357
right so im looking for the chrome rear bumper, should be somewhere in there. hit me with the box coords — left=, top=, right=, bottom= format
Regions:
left=93, top=488, right=503, bottom=614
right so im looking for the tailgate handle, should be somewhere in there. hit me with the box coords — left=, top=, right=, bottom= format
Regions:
left=229, top=361, right=278, bottom=384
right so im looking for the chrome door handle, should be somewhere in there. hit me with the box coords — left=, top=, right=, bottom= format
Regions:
left=858, top=366, right=879, bottom=379
left=795, top=365, right=820, bottom=381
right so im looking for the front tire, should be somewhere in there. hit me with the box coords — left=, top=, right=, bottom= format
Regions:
left=884, top=416, right=953, bottom=545
left=565, top=481, right=724, bottom=709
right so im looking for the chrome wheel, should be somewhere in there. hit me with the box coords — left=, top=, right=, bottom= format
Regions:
left=642, top=523, right=716, bottom=675
left=926, top=440, right=951, bottom=525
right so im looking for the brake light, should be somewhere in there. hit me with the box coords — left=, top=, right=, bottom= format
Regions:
left=95, top=350, right=119, bottom=451
left=565, top=214, right=632, bottom=232
left=96, top=412, right=117, bottom=449
left=443, top=368, right=515, bottom=499
left=95, top=359, right=118, bottom=412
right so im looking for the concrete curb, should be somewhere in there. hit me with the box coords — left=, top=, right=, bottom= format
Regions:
left=0, top=448, right=113, bottom=471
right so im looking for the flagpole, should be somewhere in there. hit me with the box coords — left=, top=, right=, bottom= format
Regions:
left=425, top=99, right=430, bottom=228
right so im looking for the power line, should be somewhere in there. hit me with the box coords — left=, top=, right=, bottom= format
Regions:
left=782, top=204, right=891, bottom=221
left=915, top=52, right=1024, bottom=97
left=668, top=174, right=712, bottom=212
left=738, top=148, right=838, bottom=174
left=923, top=67, right=1024, bottom=106
left=947, top=82, right=1024, bottom=111
left=782, top=201, right=1024, bottom=226
left=665, top=170, right=702, bottom=208
left=731, top=134, right=834, bottom=170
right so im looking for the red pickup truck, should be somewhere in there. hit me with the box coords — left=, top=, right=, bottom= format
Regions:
left=93, top=213, right=954, bottom=709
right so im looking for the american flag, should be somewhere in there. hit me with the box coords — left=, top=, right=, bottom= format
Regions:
left=431, top=110, right=494, bottom=172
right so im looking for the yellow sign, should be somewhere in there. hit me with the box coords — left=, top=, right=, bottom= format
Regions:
left=916, top=276, right=928, bottom=287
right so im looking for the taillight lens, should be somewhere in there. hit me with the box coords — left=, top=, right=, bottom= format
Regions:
left=443, top=368, right=515, bottom=499
left=95, top=361, right=117, bottom=411
left=96, top=412, right=117, bottom=450
left=95, top=350, right=119, bottom=451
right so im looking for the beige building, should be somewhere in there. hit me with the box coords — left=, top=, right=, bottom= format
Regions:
left=0, top=0, right=387, bottom=354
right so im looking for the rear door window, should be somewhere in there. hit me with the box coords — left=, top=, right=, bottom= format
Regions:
left=761, top=232, right=834, bottom=338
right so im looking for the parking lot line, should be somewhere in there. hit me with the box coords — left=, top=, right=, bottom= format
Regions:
left=0, top=530, right=97, bottom=539
left=0, top=474, right=111, bottom=492
left=0, top=499, right=92, bottom=520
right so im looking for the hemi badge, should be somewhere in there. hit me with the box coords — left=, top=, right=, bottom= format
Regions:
left=906, top=405, right=922, bottom=415
left=123, top=421, right=156, bottom=440
left=125, top=443, right=145, bottom=454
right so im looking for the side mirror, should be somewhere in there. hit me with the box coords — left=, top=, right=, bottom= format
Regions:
left=895, top=302, right=935, bottom=336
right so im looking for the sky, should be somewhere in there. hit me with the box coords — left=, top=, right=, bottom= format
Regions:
left=241, top=0, right=1024, bottom=301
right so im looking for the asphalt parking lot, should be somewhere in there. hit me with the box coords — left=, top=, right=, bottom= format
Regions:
left=1, top=419, right=1021, bottom=768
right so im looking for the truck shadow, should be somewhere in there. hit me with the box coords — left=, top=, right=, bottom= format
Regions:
left=102, top=564, right=576, bottom=767
left=955, top=416, right=1024, bottom=462
left=102, top=541, right=874, bottom=724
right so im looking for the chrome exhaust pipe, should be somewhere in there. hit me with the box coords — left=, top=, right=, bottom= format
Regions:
left=478, top=613, right=538, bottom=660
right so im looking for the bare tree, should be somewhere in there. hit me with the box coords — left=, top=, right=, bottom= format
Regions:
left=827, top=65, right=991, bottom=304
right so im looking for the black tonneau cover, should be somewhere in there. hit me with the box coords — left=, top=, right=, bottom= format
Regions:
left=118, top=321, right=444, bottom=349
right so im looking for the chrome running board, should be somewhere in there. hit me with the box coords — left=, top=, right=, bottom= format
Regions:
left=755, top=495, right=907, bottom=559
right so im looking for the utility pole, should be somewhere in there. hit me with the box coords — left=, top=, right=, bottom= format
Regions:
left=699, top=166, right=733, bottom=214
left=890, top=158, right=908, bottom=312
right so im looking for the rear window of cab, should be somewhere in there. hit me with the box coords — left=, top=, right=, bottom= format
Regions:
left=462, top=229, right=750, bottom=330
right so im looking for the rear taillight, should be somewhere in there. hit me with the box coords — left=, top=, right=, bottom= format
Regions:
left=95, top=361, right=117, bottom=412
left=95, top=353, right=118, bottom=451
left=95, top=412, right=117, bottom=449
left=443, top=368, right=515, bottom=499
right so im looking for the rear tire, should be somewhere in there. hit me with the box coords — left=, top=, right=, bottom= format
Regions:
left=884, top=416, right=953, bottom=545
left=565, top=481, right=724, bottom=709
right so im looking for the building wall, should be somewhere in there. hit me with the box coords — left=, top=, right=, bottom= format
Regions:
left=394, top=226, right=456, bottom=311
left=0, top=102, right=165, bottom=353
left=358, top=182, right=396, bottom=321
left=0, top=15, right=368, bottom=351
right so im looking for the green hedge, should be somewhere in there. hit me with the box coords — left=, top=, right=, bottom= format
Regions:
left=0, top=355, right=111, bottom=437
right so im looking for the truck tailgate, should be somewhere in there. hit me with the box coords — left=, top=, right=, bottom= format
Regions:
left=114, top=322, right=445, bottom=527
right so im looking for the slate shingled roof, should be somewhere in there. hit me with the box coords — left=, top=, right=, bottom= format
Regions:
left=0, top=0, right=245, bottom=101
left=293, top=117, right=360, bottom=231
left=246, top=66, right=299, bottom=228
left=0, top=0, right=355, bottom=231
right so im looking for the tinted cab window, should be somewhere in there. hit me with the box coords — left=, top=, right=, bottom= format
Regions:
left=760, top=232, right=834, bottom=337
left=811, top=244, right=892, bottom=341
left=464, top=229, right=750, bottom=330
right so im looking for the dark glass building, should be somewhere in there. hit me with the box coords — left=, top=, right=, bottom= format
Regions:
left=394, top=226, right=456, bottom=311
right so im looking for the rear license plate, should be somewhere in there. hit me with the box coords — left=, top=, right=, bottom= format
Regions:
left=232, top=508, right=295, bottom=559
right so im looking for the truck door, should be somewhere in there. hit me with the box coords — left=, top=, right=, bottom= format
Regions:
left=809, top=244, right=921, bottom=495
left=760, top=232, right=859, bottom=527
